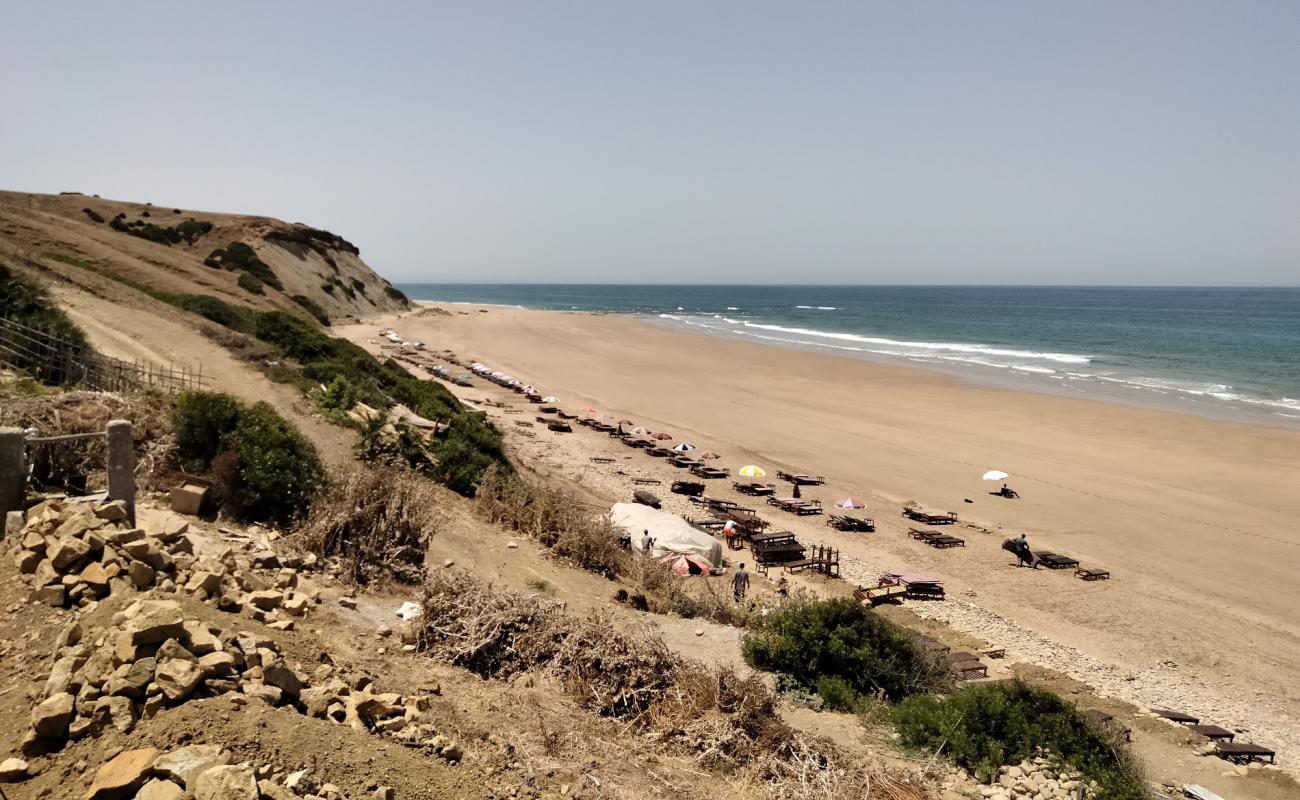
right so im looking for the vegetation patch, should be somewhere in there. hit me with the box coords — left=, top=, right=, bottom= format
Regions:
left=384, top=284, right=409, bottom=304
left=295, top=466, right=439, bottom=585
left=82, top=208, right=105, bottom=223
left=237, top=271, right=264, bottom=294
left=742, top=596, right=952, bottom=704
left=205, top=241, right=283, bottom=290
left=291, top=294, right=330, bottom=325
left=0, top=264, right=90, bottom=386
left=108, top=216, right=212, bottom=246
left=172, top=391, right=325, bottom=525
left=894, top=681, right=1146, bottom=799
left=265, top=225, right=360, bottom=255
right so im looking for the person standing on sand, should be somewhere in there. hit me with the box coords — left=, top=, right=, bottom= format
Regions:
left=1013, top=533, right=1037, bottom=568
left=733, top=563, right=750, bottom=602
left=641, top=530, right=651, bottom=554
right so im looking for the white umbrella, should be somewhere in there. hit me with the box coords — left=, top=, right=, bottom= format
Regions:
left=738, top=465, right=766, bottom=478
left=672, top=443, right=696, bottom=452
left=541, top=396, right=558, bottom=403
left=835, top=498, right=866, bottom=509
left=982, top=470, right=1009, bottom=482
left=631, top=426, right=652, bottom=436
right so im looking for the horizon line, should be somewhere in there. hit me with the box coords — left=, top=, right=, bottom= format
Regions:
left=390, top=281, right=1300, bottom=290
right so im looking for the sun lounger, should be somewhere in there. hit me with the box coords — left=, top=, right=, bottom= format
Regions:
left=855, top=582, right=908, bottom=606
left=1213, top=742, right=1274, bottom=765
left=632, top=477, right=661, bottom=485
left=981, top=647, right=1005, bottom=659
left=827, top=515, right=875, bottom=532
left=881, top=573, right=946, bottom=600
left=670, top=480, right=706, bottom=496
left=546, top=421, right=572, bottom=433
left=777, top=471, right=826, bottom=485
left=908, top=528, right=943, bottom=541
left=1076, top=567, right=1110, bottom=581
left=733, top=482, right=777, bottom=496
left=644, top=447, right=674, bottom=458
left=690, top=466, right=729, bottom=479
left=1036, top=552, right=1079, bottom=570
left=902, top=508, right=958, bottom=525
left=538, top=406, right=558, bottom=413
left=623, top=438, right=651, bottom=448
left=928, top=535, right=966, bottom=548
left=1154, top=709, right=1200, bottom=725
left=911, top=634, right=950, bottom=654
left=670, top=457, right=701, bottom=468
left=1190, top=725, right=1235, bottom=743
left=590, top=456, right=615, bottom=464
left=556, top=410, right=577, bottom=420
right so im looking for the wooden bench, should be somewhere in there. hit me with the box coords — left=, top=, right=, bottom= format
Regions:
left=1213, top=742, right=1274, bottom=765
left=1190, top=724, right=1235, bottom=743
left=1076, top=567, right=1110, bottom=581
left=632, top=478, right=661, bottom=486
left=928, top=535, right=966, bottom=549
left=1154, top=709, right=1200, bottom=726
left=1037, top=552, right=1080, bottom=570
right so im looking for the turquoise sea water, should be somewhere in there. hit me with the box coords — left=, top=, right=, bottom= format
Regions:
left=396, top=284, right=1300, bottom=426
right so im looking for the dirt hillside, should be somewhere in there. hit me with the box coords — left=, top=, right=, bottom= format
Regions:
left=0, top=190, right=409, bottom=324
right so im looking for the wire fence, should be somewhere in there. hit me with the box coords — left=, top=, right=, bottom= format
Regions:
left=0, top=316, right=207, bottom=394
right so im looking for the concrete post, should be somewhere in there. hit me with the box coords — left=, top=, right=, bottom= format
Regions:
left=105, top=420, right=136, bottom=526
left=0, top=427, right=25, bottom=524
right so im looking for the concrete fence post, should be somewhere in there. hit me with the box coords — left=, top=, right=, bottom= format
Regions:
left=0, top=427, right=25, bottom=524
left=105, top=420, right=136, bottom=526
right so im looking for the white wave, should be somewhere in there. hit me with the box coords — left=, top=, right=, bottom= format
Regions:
left=816, top=306, right=838, bottom=310
left=724, top=320, right=1092, bottom=364
left=794, top=305, right=814, bottom=309
left=726, top=306, right=739, bottom=311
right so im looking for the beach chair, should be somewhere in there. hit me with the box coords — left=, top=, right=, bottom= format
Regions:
left=928, top=535, right=966, bottom=548
left=908, top=528, right=943, bottom=541
left=902, top=508, right=958, bottom=525
left=1075, top=567, right=1110, bottom=581
left=590, top=456, right=615, bottom=464
left=947, top=652, right=988, bottom=679
left=1036, top=552, right=1080, bottom=570
left=1213, top=742, right=1275, bottom=765
left=1190, top=725, right=1235, bottom=743
left=1153, top=709, right=1200, bottom=726
left=827, top=515, right=875, bottom=532
left=670, top=480, right=706, bottom=496
left=546, top=420, right=572, bottom=433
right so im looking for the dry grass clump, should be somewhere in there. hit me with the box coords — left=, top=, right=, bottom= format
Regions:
left=476, top=466, right=628, bottom=577
left=295, top=466, right=440, bottom=585
left=0, top=387, right=174, bottom=491
left=419, top=571, right=931, bottom=800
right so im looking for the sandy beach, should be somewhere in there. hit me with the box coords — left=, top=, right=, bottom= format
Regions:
left=338, top=305, right=1300, bottom=778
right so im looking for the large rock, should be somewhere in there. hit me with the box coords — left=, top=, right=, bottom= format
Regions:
left=126, top=600, right=185, bottom=644
left=80, top=562, right=110, bottom=591
left=262, top=659, right=306, bottom=699
left=182, top=620, right=221, bottom=655
left=155, top=658, right=204, bottom=701
left=92, top=695, right=136, bottom=733
left=105, top=528, right=146, bottom=547
left=198, top=651, right=237, bottom=677
left=45, top=653, right=85, bottom=697
left=31, top=692, right=75, bottom=737
left=186, top=571, right=222, bottom=596
left=248, top=590, right=282, bottom=611
left=0, top=757, right=30, bottom=783
left=128, top=559, right=156, bottom=589
left=14, top=548, right=42, bottom=573
left=153, top=744, right=230, bottom=789
left=136, top=778, right=184, bottom=800
left=94, top=501, right=130, bottom=523
left=193, top=764, right=258, bottom=800
left=84, top=747, right=159, bottom=800
left=49, top=536, right=93, bottom=569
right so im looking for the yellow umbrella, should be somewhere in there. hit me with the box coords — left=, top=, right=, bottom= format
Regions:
left=738, top=465, right=766, bottom=478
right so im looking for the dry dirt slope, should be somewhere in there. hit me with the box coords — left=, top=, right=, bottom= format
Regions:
left=0, top=190, right=408, bottom=324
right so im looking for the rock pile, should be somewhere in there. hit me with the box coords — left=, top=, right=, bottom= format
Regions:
left=77, top=744, right=397, bottom=800
left=970, top=752, right=1097, bottom=800
left=24, top=597, right=460, bottom=764
left=6, top=499, right=316, bottom=630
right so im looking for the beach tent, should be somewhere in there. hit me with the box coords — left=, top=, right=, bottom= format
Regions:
left=738, top=465, right=766, bottom=477
left=609, top=503, right=722, bottom=567
left=672, top=443, right=696, bottom=452
left=658, top=554, right=713, bottom=576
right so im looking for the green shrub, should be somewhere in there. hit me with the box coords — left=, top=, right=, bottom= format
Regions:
left=384, top=284, right=409, bottom=304
left=237, top=271, right=264, bottom=294
left=82, top=208, right=105, bottom=224
left=207, top=241, right=282, bottom=290
left=173, top=391, right=241, bottom=468
left=742, top=596, right=951, bottom=703
left=815, top=676, right=861, bottom=712
left=176, top=295, right=253, bottom=332
left=894, top=681, right=1146, bottom=798
left=224, top=401, right=325, bottom=525
left=290, top=294, right=330, bottom=325
left=0, top=264, right=90, bottom=385
left=171, top=392, right=325, bottom=525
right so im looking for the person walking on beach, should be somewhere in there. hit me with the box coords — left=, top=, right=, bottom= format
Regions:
left=1012, top=533, right=1037, bottom=568
left=732, top=563, right=750, bottom=602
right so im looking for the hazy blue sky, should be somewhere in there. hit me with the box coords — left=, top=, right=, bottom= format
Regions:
left=2, top=2, right=1297, bottom=284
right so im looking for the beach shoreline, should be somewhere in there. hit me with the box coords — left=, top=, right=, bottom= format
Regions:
left=339, top=303, right=1300, bottom=780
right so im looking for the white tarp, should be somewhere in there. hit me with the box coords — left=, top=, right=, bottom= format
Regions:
left=609, top=503, right=723, bottom=567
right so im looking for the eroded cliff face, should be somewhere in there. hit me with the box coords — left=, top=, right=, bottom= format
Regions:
left=0, top=190, right=408, bottom=324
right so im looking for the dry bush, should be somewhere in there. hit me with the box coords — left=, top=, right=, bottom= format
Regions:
left=0, top=387, right=175, bottom=491
left=295, top=466, right=440, bottom=585
left=621, top=553, right=754, bottom=627
left=477, top=466, right=629, bottom=577
left=420, top=572, right=933, bottom=800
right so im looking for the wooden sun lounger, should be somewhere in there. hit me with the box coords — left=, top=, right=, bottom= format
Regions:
left=777, top=471, right=826, bottom=485
left=982, top=647, right=1006, bottom=659
left=644, top=447, right=674, bottom=458
left=827, top=515, right=875, bottom=532
left=1076, top=567, right=1110, bottom=581
left=546, top=421, right=572, bottom=433
left=855, top=582, right=908, bottom=606
left=928, top=535, right=966, bottom=549
left=902, top=508, right=958, bottom=525
left=1213, top=742, right=1274, bottom=765
left=912, top=634, right=950, bottom=654
left=1154, top=709, right=1200, bottom=725
left=538, top=406, right=558, bottom=413
left=632, top=477, right=661, bottom=486
left=670, top=457, right=701, bottom=468
left=623, top=438, right=651, bottom=448
left=691, top=466, right=729, bottom=479
left=1037, top=552, right=1080, bottom=570
left=590, top=456, right=615, bottom=463
left=670, top=481, right=706, bottom=496
left=908, top=528, right=942, bottom=541
left=1190, top=725, right=1235, bottom=743
left=733, top=482, right=777, bottom=496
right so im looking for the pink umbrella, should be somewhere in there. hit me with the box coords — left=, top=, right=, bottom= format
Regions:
left=618, top=419, right=635, bottom=425
left=657, top=554, right=713, bottom=576
left=652, top=432, right=673, bottom=441
left=579, top=407, right=598, bottom=415
left=835, top=498, right=866, bottom=509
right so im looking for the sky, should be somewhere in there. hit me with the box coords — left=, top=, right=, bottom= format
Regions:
left=2, top=2, right=1297, bottom=285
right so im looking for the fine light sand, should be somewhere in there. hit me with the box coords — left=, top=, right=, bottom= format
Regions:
left=339, top=306, right=1300, bottom=765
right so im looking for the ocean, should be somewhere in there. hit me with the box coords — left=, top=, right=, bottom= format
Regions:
left=396, top=284, right=1300, bottom=426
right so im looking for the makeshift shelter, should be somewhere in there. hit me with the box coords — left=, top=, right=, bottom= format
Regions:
left=609, top=503, right=723, bottom=568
